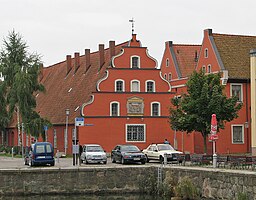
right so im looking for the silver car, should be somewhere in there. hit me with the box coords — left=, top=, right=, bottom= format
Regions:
left=81, top=144, right=107, bottom=164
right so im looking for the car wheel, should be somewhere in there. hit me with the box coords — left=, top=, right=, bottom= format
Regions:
left=85, top=159, right=89, bottom=164
left=29, top=159, right=33, bottom=167
left=111, top=156, right=116, bottom=163
left=160, top=156, right=164, bottom=164
left=145, top=155, right=150, bottom=163
left=50, top=161, right=55, bottom=166
left=103, top=161, right=107, bottom=164
left=121, top=157, right=126, bottom=164
left=141, top=160, right=146, bottom=165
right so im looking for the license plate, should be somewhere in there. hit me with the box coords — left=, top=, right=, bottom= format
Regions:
left=37, top=156, right=45, bottom=159
left=134, top=158, right=140, bottom=161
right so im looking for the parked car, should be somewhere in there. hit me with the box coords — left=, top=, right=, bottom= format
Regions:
left=142, top=143, right=183, bottom=163
left=80, top=144, right=107, bottom=164
left=24, top=142, right=55, bottom=166
left=111, top=144, right=146, bottom=164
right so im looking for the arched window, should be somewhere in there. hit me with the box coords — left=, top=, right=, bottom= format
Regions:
left=168, top=73, right=172, bottom=82
left=202, top=65, right=206, bottom=73
left=146, top=80, right=155, bottom=92
left=207, top=65, right=211, bottom=73
left=131, top=80, right=140, bottom=92
left=166, top=58, right=169, bottom=67
left=110, top=101, right=120, bottom=116
left=115, top=80, right=124, bottom=92
left=151, top=102, right=160, bottom=116
left=204, top=48, right=208, bottom=58
left=164, top=73, right=167, bottom=80
left=131, top=56, right=140, bottom=68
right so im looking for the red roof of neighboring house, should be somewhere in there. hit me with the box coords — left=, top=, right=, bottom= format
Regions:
left=34, top=41, right=128, bottom=125
left=172, top=44, right=201, bottom=77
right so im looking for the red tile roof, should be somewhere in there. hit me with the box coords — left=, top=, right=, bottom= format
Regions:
left=172, top=44, right=201, bottom=77
left=35, top=41, right=128, bottom=125
left=212, top=33, right=256, bottom=79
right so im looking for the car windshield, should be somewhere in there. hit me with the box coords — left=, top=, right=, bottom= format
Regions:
left=157, top=144, right=175, bottom=151
left=121, top=145, right=140, bottom=152
left=87, top=146, right=103, bottom=152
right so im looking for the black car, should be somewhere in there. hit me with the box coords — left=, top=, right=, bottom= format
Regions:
left=111, top=144, right=146, bottom=164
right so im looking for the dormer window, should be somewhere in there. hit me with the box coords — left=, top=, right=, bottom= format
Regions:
left=131, top=56, right=140, bottom=68
left=204, top=48, right=208, bottom=58
left=168, top=73, right=172, bottom=81
left=207, top=65, right=211, bottom=73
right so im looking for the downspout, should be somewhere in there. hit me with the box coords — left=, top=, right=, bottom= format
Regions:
left=246, top=79, right=250, bottom=153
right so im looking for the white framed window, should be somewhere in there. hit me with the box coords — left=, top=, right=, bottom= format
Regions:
left=207, top=65, right=211, bottom=73
left=164, top=73, right=167, bottom=80
left=151, top=102, right=161, bottom=116
left=168, top=73, right=172, bottom=81
left=146, top=80, right=155, bottom=92
left=110, top=101, right=120, bottom=116
left=231, top=84, right=243, bottom=102
left=232, top=125, right=244, bottom=144
left=131, top=80, right=140, bottom=92
left=126, top=124, right=146, bottom=142
left=202, top=65, right=206, bottom=73
left=204, top=48, right=208, bottom=58
left=115, top=79, right=125, bottom=92
left=166, top=58, right=169, bottom=67
left=131, top=56, right=140, bottom=68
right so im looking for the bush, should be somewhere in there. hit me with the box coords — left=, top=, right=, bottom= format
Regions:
left=238, top=192, right=249, bottom=200
left=175, top=176, right=199, bottom=200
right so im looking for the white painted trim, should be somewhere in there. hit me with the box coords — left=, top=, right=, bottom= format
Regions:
left=145, top=49, right=158, bottom=68
left=97, top=70, right=109, bottom=91
left=110, top=101, right=120, bottom=116
left=171, top=84, right=186, bottom=89
left=151, top=101, right=161, bottom=116
left=130, top=55, right=140, bottom=68
left=230, top=83, right=243, bottom=102
left=130, top=79, right=140, bottom=92
left=231, top=124, right=244, bottom=144
left=159, top=72, right=171, bottom=92
left=125, top=124, right=146, bottom=142
left=111, top=49, right=125, bottom=68
left=145, top=80, right=156, bottom=92
left=170, top=77, right=188, bottom=82
left=115, top=79, right=125, bottom=92
left=81, top=95, right=95, bottom=116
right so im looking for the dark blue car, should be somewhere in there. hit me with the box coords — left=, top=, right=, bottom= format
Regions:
left=25, top=142, right=55, bottom=166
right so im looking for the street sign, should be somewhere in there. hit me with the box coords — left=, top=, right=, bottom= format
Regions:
left=75, top=117, right=84, bottom=126
left=44, top=125, right=48, bottom=131
left=209, top=134, right=218, bottom=141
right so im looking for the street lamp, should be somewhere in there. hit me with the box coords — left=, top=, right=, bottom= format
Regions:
left=65, top=109, right=70, bottom=156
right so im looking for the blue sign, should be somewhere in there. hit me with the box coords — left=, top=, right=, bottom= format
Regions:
left=75, top=117, right=84, bottom=126
left=44, top=125, right=48, bottom=131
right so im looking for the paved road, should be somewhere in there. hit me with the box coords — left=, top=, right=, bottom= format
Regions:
left=0, top=156, right=160, bottom=169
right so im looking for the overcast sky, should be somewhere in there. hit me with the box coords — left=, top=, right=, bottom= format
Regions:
left=1, top=0, right=256, bottom=67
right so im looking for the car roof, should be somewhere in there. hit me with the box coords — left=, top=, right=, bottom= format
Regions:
left=83, top=144, right=101, bottom=147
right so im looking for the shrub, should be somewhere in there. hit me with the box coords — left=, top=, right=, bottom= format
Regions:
left=175, top=176, right=199, bottom=200
left=238, top=192, right=249, bottom=200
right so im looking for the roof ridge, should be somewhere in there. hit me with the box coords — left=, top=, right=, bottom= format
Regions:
left=213, top=32, right=256, bottom=38
left=173, top=44, right=201, bottom=47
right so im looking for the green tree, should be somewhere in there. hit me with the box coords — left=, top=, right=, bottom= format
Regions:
left=0, top=30, right=50, bottom=139
left=169, top=70, right=242, bottom=153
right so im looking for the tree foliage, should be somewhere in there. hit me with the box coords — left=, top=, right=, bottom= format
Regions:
left=169, top=70, right=242, bottom=153
left=0, top=30, right=51, bottom=138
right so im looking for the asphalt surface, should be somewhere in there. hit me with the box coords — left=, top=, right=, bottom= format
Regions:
left=0, top=156, right=160, bottom=170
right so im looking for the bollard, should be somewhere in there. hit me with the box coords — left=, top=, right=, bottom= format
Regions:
left=57, top=150, right=60, bottom=163
left=12, top=147, right=14, bottom=159
left=213, top=153, right=217, bottom=168
left=164, top=153, right=167, bottom=166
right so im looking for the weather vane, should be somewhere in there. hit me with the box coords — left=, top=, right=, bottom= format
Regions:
left=129, top=18, right=135, bottom=34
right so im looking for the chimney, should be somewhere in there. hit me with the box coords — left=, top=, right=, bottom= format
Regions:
left=109, top=41, right=115, bottom=59
left=74, top=52, right=80, bottom=73
left=66, top=55, right=72, bottom=75
left=99, top=44, right=105, bottom=68
left=204, top=29, right=212, bottom=36
left=166, top=41, right=173, bottom=49
left=85, top=49, right=90, bottom=72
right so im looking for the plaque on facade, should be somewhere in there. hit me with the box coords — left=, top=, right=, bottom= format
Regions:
left=127, top=96, right=144, bottom=116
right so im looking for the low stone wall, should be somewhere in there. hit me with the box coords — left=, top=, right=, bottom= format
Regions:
left=0, top=166, right=255, bottom=199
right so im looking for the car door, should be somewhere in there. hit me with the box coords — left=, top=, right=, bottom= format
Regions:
left=146, top=146, right=154, bottom=160
left=151, top=146, right=159, bottom=160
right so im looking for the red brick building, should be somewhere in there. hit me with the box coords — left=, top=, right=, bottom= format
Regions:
left=161, top=29, right=256, bottom=154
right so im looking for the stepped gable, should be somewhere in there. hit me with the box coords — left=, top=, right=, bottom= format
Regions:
left=212, top=33, right=256, bottom=79
left=36, top=41, right=128, bottom=125
left=172, top=44, right=201, bottom=78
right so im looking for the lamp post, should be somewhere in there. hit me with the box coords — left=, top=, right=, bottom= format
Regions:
left=65, top=109, right=70, bottom=156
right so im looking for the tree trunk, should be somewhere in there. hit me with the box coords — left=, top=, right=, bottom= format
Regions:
left=203, top=133, right=207, bottom=154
